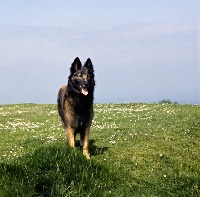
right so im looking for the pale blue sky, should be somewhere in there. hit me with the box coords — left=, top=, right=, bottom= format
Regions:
left=0, top=1, right=200, bottom=104
left=1, top=1, right=200, bottom=27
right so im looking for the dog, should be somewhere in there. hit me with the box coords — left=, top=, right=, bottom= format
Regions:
left=57, top=57, right=95, bottom=159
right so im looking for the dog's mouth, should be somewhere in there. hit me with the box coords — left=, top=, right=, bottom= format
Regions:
left=80, top=86, right=88, bottom=96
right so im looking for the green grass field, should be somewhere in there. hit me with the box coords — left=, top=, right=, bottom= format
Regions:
left=0, top=103, right=199, bottom=196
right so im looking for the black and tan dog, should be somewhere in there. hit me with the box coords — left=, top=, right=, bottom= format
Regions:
left=57, top=57, right=95, bottom=159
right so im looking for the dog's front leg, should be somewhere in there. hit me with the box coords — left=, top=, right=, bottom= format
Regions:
left=81, top=127, right=90, bottom=159
left=66, top=126, right=75, bottom=147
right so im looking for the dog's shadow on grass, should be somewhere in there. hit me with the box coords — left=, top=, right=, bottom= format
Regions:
left=90, top=140, right=109, bottom=157
left=75, top=139, right=109, bottom=157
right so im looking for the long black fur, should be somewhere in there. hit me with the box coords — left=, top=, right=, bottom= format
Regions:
left=57, top=57, right=95, bottom=158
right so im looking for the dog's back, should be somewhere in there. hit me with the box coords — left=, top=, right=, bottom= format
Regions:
left=57, top=85, right=67, bottom=128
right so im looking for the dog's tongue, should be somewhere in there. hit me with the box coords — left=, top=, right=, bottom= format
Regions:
left=81, top=87, right=88, bottom=96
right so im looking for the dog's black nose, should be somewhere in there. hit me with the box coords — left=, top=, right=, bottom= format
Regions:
left=85, top=82, right=89, bottom=87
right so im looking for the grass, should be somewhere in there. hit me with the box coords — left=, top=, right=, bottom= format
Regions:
left=0, top=103, right=199, bottom=196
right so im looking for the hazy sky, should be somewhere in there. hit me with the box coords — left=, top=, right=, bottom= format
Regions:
left=0, top=1, right=200, bottom=104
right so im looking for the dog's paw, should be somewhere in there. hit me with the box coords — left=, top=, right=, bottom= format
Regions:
left=83, top=152, right=90, bottom=159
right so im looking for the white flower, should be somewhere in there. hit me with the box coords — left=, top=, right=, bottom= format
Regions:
left=109, top=140, right=116, bottom=145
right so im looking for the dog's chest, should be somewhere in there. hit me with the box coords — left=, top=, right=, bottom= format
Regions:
left=72, top=113, right=89, bottom=130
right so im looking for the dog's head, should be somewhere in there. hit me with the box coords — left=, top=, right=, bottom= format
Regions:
left=68, top=57, right=95, bottom=96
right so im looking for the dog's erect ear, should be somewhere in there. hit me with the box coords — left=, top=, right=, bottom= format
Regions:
left=70, top=57, right=82, bottom=74
left=84, top=58, right=94, bottom=72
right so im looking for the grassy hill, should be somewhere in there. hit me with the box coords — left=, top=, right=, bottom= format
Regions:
left=0, top=103, right=199, bottom=196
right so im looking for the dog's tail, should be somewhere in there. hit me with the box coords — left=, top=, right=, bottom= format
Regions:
left=57, top=86, right=67, bottom=127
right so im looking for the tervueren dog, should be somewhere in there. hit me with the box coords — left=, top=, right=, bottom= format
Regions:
left=57, top=57, right=95, bottom=159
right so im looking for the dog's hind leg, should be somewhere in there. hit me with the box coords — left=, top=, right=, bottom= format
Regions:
left=66, top=127, right=75, bottom=147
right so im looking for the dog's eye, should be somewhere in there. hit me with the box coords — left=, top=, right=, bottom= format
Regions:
left=87, top=74, right=90, bottom=78
left=77, top=73, right=82, bottom=77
